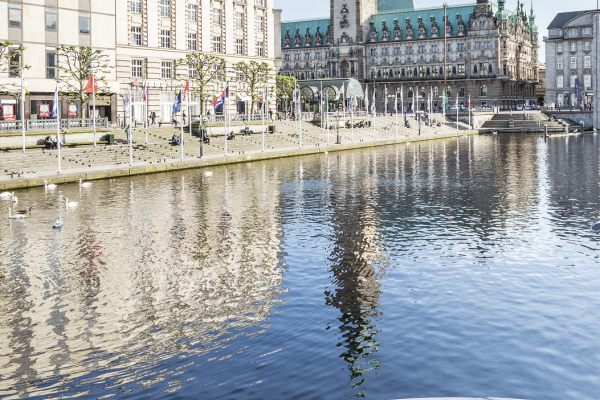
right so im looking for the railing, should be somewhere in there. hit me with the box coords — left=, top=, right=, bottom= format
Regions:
left=0, top=118, right=108, bottom=132
left=191, top=114, right=270, bottom=124
left=0, top=120, right=22, bottom=131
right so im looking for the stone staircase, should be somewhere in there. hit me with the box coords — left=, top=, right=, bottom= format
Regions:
left=481, top=113, right=566, bottom=130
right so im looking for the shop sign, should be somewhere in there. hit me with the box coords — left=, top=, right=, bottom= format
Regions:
left=39, top=104, right=51, bottom=118
left=3, top=104, right=15, bottom=120
left=68, top=104, right=78, bottom=117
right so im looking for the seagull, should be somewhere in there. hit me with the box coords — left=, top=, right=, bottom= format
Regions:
left=64, top=198, right=78, bottom=208
left=6, top=207, right=25, bottom=219
left=204, top=171, right=213, bottom=177
left=79, top=178, right=92, bottom=188
left=0, top=192, right=11, bottom=198
left=53, top=216, right=63, bottom=229
left=10, top=192, right=17, bottom=203
left=45, top=180, right=57, bottom=189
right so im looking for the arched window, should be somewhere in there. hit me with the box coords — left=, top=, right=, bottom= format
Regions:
left=482, top=21, right=486, bottom=29
left=377, top=69, right=382, bottom=78
left=301, top=73, right=305, bottom=80
left=408, top=87, right=414, bottom=98
left=402, top=68, right=406, bottom=77
left=480, top=85, right=487, bottom=96
left=446, top=86, right=452, bottom=97
left=474, top=65, right=478, bottom=74
left=488, top=64, right=493, bottom=74
left=420, top=87, right=426, bottom=98
left=413, top=67, right=418, bottom=76
left=433, top=86, right=439, bottom=97
left=389, top=68, right=393, bottom=77
left=439, top=66, right=444, bottom=76
left=452, top=66, right=457, bottom=75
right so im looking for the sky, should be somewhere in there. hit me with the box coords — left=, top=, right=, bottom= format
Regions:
left=274, top=0, right=598, bottom=62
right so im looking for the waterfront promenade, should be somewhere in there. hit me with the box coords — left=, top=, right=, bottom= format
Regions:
left=0, top=116, right=474, bottom=190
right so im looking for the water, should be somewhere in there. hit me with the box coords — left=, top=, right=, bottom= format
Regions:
left=1, top=133, right=600, bottom=400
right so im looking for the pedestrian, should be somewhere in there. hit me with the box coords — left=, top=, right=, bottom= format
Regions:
left=269, top=109, right=273, bottom=121
left=509, top=107, right=512, bottom=116
left=125, top=125, right=131, bottom=144
left=182, top=111, right=186, bottom=125
left=150, top=111, right=156, bottom=125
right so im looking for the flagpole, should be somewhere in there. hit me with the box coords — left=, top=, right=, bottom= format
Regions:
left=92, top=71, right=96, bottom=147
left=320, top=81, right=323, bottom=131
left=443, top=91, right=446, bottom=134
left=144, top=74, right=148, bottom=144
left=384, top=85, right=387, bottom=130
left=21, top=63, right=25, bottom=153
left=299, top=88, right=302, bottom=147
left=395, top=92, right=398, bottom=139
left=262, top=84, right=265, bottom=152
left=128, top=88, right=132, bottom=166
left=372, top=87, right=376, bottom=140
left=224, top=82, right=228, bottom=157
left=468, top=94, right=471, bottom=130
left=180, top=91, right=184, bottom=161
left=326, top=94, right=329, bottom=145
left=56, top=88, right=60, bottom=173
left=187, top=81, right=191, bottom=141
left=351, top=95, right=354, bottom=142
left=456, top=94, right=459, bottom=131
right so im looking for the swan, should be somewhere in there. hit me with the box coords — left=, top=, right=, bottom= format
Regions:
left=204, top=171, right=213, bottom=177
left=10, top=192, right=17, bottom=202
left=17, top=207, right=32, bottom=215
left=53, top=216, right=63, bottom=229
left=79, top=178, right=92, bottom=188
left=0, top=191, right=11, bottom=198
left=45, top=180, right=57, bottom=189
left=64, top=198, right=78, bottom=208
left=324, top=151, right=328, bottom=155
left=6, top=207, right=25, bottom=219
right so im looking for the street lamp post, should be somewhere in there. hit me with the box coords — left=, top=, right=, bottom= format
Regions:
left=334, top=110, right=342, bottom=144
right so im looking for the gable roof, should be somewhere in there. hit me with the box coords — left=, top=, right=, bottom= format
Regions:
left=281, top=18, right=330, bottom=47
left=547, top=10, right=595, bottom=29
left=377, top=0, right=419, bottom=13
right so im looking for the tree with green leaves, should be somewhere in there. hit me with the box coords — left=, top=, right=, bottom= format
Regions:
left=276, top=75, right=296, bottom=111
left=175, top=53, right=226, bottom=115
left=54, top=46, right=113, bottom=118
left=234, top=61, right=272, bottom=114
left=0, top=41, right=30, bottom=98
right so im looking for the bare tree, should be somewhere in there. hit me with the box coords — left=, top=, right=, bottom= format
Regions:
left=234, top=61, right=272, bottom=114
left=54, top=46, right=113, bottom=118
left=175, top=53, right=226, bottom=115
left=0, top=41, right=30, bottom=98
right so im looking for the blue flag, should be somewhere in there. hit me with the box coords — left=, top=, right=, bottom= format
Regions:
left=51, top=85, right=59, bottom=118
left=173, top=90, right=182, bottom=114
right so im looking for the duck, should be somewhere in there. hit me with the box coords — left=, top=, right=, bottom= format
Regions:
left=64, top=198, right=78, bottom=208
left=53, top=216, right=63, bottom=229
left=6, top=207, right=26, bottom=219
left=45, top=180, right=57, bottom=189
left=0, top=191, right=11, bottom=198
left=10, top=192, right=17, bottom=203
left=17, top=207, right=32, bottom=215
left=79, top=178, right=92, bottom=188
left=204, top=171, right=213, bottom=177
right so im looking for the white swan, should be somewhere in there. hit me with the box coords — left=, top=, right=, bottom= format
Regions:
left=204, top=171, right=213, bottom=177
left=0, top=191, right=11, bottom=198
left=79, top=178, right=92, bottom=188
left=6, top=207, right=25, bottom=219
left=45, top=180, right=57, bottom=189
left=10, top=192, right=17, bottom=203
left=64, top=198, right=78, bottom=208
left=53, top=216, right=63, bottom=229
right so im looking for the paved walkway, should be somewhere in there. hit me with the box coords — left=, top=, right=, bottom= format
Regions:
left=0, top=117, right=474, bottom=190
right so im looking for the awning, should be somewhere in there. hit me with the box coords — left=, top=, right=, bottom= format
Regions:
left=236, top=94, right=252, bottom=101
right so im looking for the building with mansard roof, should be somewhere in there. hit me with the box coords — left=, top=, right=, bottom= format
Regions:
left=278, top=0, right=540, bottom=111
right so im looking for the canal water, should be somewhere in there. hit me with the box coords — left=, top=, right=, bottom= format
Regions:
left=1, top=133, right=600, bottom=399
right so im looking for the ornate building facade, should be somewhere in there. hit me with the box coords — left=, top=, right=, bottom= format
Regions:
left=278, top=0, right=540, bottom=110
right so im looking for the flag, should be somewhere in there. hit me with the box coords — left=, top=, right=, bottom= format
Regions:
left=468, top=95, right=470, bottom=109
left=21, top=79, right=28, bottom=95
left=318, top=89, right=322, bottom=103
left=456, top=94, right=458, bottom=108
left=123, top=87, right=130, bottom=112
left=212, top=83, right=228, bottom=109
left=183, top=80, right=190, bottom=101
left=394, top=94, right=397, bottom=111
left=142, top=79, right=147, bottom=101
left=84, top=74, right=98, bottom=94
left=264, top=85, right=268, bottom=112
left=173, top=90, right=182, bottom=114
left=336, top=84, right=344, bottom=101
left=348, top=95, right=353, bottom=112
left=371, top=88, right=376, bottom=113
left=51, top=84, right=59, bottom=118
left=365, top=84, right=369, bottom=111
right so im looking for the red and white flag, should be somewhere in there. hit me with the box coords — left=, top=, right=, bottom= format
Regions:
left=142, top=80, right=147, bottom=101
left=183, top=80, right=190, bottom=101
left=84, top=74, right=98, bottom=94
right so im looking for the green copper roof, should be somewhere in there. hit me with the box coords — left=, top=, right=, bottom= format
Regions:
left=281, top=18, right=330, bottom=47
left=547, top=10, right=595, bottom=29
left=377, top=0, right=419, bottom=13
left=370, top=3, right=477, bottom=41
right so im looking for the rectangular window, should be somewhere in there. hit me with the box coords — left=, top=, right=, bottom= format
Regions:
left=584, top=74, right=591, bottom=88
left=447, top=43, right=452, bottom=51
left=557, top=57, right=563, bottom=69
left=584, top=41, right=590, bottom=51
left=418, top=45, right=425, bottom=53
left=79, top=14, right=90, bottom=34
left=46, top=49, right=57, bottom=79
left=189, top=66, right=197, bottom=78
left=407, top=46, right=412, bottom=54
left=161, top=0, right=170, bottom=17
left=557, top=43, right=563, bottom=52
left=212, top=8, right=221, bottom=25
left=46, top=9, right=58, bottom=31
left=584, top=55, right=591, bottom=68
left=458, top=64, right=465, bottom=75
left=188, top=33, right=197, bottom=51
left=370, top=48, right=376, bottom=56
left=9, top=5, right=22, bottom=28
left=315, top=52, right=321, bottom=59
left=257, top=41, right=264, bottom=57
left=570, top=28, right=577, bottom=36
left=161, top=61, right=172, bottom=79
left=255, top=0, right=264, bottom=6
left=235, top=12, right=244, bottom=28
left=131, top=0, right=141, bottom=13
left=570, top=42, right=576, bottom=51
left=236, top=38, right=244, bottom=55
left=570, top=74, right=577, bottom=88
left=256, top=16, right=264, bottom=31
left=584, top=27, right=591, bottom=35
left=188, top=4, right=197, bottom=21
left=160, top=30, right=171, bottom=48
left=570, top=56, right=577, bottom=69
left=382, top=48, right=388, bottom=55
left=557, top=75, right=563, bottom=88
left=131, top=60, right=143, bottom=78
left=131, top=26, right=142, bottom=46
left=212, top=36, right=221, bottom=53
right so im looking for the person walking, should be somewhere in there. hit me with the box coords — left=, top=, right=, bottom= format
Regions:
left=150, top=111, right=156, bottom=125
left=182, top=111, right=186, bottom=125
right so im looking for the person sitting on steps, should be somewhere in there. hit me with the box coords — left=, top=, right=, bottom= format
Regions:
left=243, top=125, right=253, bottom=136
left=203, top=131, right=210, bottom=144
left=172, top=134, right=180, bottom=145
left=227, top=131, right=235, bottom=140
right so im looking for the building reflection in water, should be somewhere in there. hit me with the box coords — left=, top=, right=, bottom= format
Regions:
left=0, top=164, right=286, bottom=399
left=324, top=152, right=389, bottom=398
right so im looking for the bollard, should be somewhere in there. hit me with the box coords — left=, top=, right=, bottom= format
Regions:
left=580, top=120, right=585, bottom=133
left=545, top=124, right=547, bottom=138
